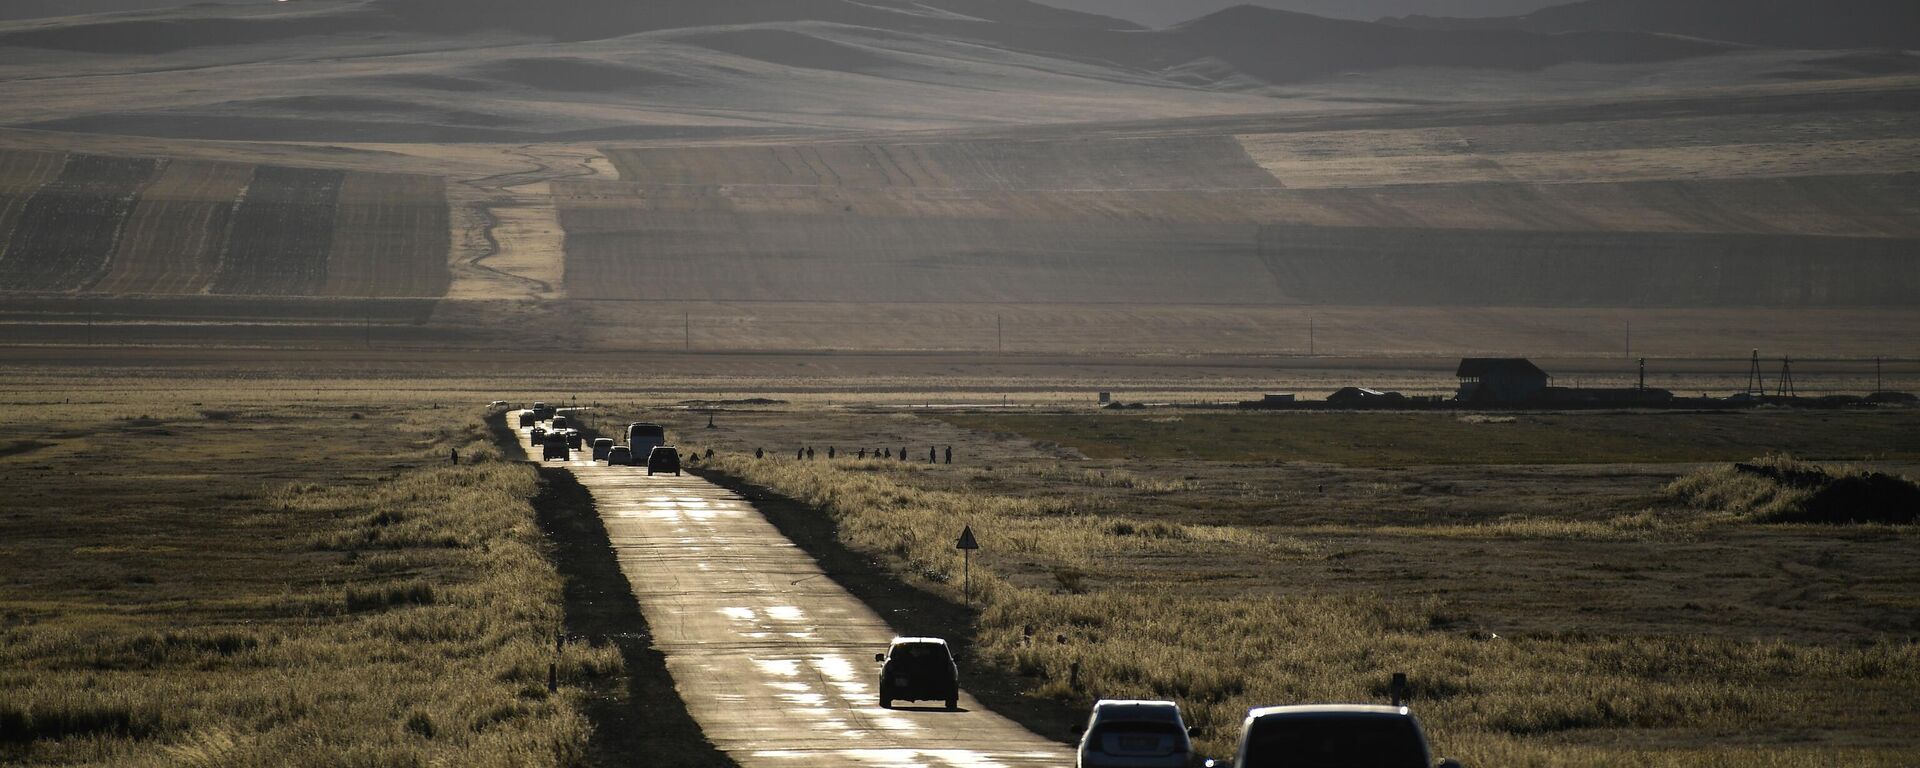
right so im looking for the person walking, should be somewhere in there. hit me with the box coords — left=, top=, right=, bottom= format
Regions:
left=450, top=448, right=459, bottom=466
left=944, top=445, right=952, bottom=464
left=857, top=447, right=867, bottom=459
left=900, top=446, right=908, bottom=461
left=755, top=447, right=764, bottom=459
left=828, top=446, right=837, bottom=460
left=797, top=447, right=805, bottom=460
left=705, top=448, right=714, bottom=460
left=929, top=446, right=937, bottom=464
left=807, top=446, right=816, bottom=460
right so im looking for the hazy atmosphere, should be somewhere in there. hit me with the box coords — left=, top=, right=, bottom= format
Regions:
left=3, top=0, right=1916, bottom=766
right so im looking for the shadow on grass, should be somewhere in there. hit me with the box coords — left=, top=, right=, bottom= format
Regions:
left=533, top=465, right=738, bottom=768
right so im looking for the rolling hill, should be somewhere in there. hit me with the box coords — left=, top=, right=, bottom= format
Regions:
left=1, top=0, right=1917, bottom=360
left=1388, top=0, right=1920, bottom=50
left=1033, top=0, right=1564, bottom=28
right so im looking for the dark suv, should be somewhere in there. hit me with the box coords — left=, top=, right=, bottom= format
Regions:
left=646, top=446, right=681, bottom=476
left=1232, top=705, right=1460, bottom=768
left=875, top=637, right=959, bottom=710
left=543, top=431, right=571, bottom=461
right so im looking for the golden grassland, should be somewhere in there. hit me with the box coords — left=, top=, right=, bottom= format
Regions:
left=0, top=394, right=617, bottom=766
left=693, top=406, right=1920, bottom=766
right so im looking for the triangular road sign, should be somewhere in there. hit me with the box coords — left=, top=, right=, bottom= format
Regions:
left=956, top=525, right=979, bottom=550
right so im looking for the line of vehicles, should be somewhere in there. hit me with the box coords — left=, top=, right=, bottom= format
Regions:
left=517, top=403, right=681, bottom=475
left=500, top=400, right=1461, bottom=767
left=875, top=635, right=1461, bottom=768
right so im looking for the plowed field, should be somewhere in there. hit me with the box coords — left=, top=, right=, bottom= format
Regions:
left=211, top=166, right=345, bottom=296
left=0, top=154, right=158, bottom=292
left=603, top=135, right=1281, bottom=191
left=323, top=172, right=451, bottom=298
left=0, top=150, right=65, bottom=254
left=0, top=149, right=454, bottom=298
left=94, top=159, right=252, bottom=295
left=576, top=107, right=1920, bottom=308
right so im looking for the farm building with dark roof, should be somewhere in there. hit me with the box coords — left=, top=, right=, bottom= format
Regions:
left=1456, top=358, right=1549, bottom=404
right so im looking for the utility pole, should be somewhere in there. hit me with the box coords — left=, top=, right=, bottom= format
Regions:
left=683, top=311, right=690, bottom=351
left=1778, top=356, right=1796, bottom=398
left=1308, top=314, right=1315, bottom=357
left=1745, top=349, right=1765, bottom=396
left=1638, top=358, right=1646, bottom=391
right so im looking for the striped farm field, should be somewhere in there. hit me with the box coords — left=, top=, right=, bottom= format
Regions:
left=211, top=166, right=345, bottom=296
left=602, top=135, right=1281, bottom=191
left=94, top=159, right=253, bottom=295
left=0, top=150, right=66, bottom=256
left=323, top=172, right=451, bottom=299
left=0, top=149, right=452, bottom=297
left=0, top=154, right=159, bottom=292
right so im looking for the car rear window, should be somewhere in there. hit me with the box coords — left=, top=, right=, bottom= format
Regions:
left=1241, top=715, right=1427, bottom=768
left=1091, top=721, right=1185, bottom=757
left=892, top=643, right=949, bottom=663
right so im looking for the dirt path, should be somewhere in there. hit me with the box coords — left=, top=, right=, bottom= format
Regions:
left=510, top=412, right=1074, bottom=768
left=445, top=144, right=608, bottom=300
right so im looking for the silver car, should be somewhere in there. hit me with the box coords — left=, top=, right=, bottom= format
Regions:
left=1077, top=699, right=1199, bottom=768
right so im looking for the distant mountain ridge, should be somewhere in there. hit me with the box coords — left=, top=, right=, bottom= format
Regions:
left=0, top=0, right=201, bottom=21
left=1031, top=0, right=1564, bottom=28
left=1165, top=5, right=1728, bottom=84
left=1386, top=0, right=1920, bottom=50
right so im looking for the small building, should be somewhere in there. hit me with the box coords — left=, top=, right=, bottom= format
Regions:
left=1456, top=358, right=1549, bottom=404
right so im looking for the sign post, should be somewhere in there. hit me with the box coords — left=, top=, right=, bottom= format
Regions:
left=956, top=525, right=980, bottom=605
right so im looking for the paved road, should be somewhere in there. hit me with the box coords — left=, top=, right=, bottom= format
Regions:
left=513, top=413, right=1073, bottom=768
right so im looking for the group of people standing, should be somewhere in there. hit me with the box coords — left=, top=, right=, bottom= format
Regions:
left=754, top=445, right=954, bottom=464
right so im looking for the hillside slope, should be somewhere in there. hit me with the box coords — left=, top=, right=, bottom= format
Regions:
left=1034, top=0, right=1562, bottom=28
left=1164, top=6, right=1728, bottom=85
left=1388, top=0, right=1920, bottom=50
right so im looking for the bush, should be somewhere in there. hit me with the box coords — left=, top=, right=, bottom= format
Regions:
left=1666, top=456, right=1920, bottom=524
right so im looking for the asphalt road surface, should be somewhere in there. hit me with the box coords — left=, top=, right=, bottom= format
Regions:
left=513, top=413, right=1074, bottom=768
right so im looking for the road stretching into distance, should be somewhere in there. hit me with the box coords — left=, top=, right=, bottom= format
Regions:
left=512, top=412, right=1073, bottom=768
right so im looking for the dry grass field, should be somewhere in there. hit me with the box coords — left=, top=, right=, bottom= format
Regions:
left=0, top=384, right=625, bottom=766
left=629, top=403, right=1920, bottom=766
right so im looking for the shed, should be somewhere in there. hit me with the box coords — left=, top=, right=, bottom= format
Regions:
left=1456, top=358, right=1549, bottom=404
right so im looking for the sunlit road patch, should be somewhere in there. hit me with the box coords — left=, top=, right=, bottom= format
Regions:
left=508, top=412, right=1068, bottom=767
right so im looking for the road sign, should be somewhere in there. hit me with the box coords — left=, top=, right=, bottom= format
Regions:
left=957, top=525, right=979, bottom=605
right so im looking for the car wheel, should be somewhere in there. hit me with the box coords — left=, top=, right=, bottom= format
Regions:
left=945, top=696, right=958, bottom=711
left=647, top=469, right=654, bottom=476
left=880, top=697, right=892, bottom=709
